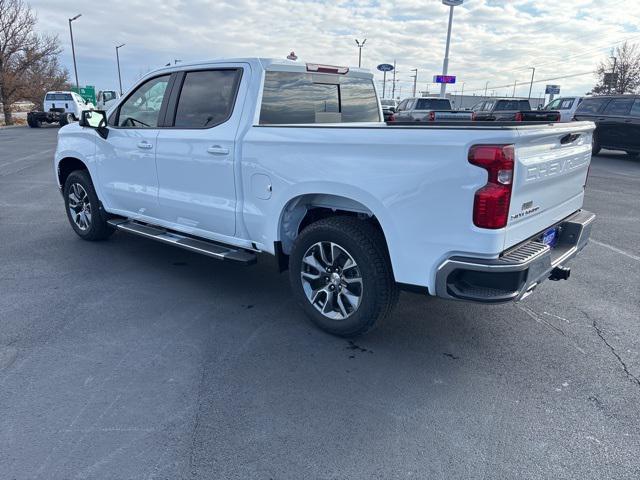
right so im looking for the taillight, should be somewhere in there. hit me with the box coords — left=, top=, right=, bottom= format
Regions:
left=471, top=112, right=477, bottom=121
left=387, top=114, right=395, bottom=123
left=469, top=144, right=515, bottom=229
left=515, top=112, right=524, bottom=122
left=554, top=113, right=561, bottom=122
left=428, top=111, right=436, bottom=121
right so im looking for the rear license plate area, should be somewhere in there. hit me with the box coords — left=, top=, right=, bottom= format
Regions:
left=541, top=227, right=559, bottom=248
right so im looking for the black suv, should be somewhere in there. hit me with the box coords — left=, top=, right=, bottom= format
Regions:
left=573, top=95, right=640, bottom=157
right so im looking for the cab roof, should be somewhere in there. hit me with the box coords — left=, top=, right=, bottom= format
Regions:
left=144, top=57, right=373, bottom=79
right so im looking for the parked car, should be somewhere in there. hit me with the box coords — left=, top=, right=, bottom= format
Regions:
left=55, top=58, right=595, bottom=337
left=543, top=96, right=583, bottom=122
left=27, top=91, right=93, bottom=128
left=394, top=97, right=472, bottom=121
left=573, top=95, right=640, bottom=157
left=380, top=99, right=398, bottom=122
left=380, top=99, right=397, bottom=111
left=471, top=98, right=560, bottom=122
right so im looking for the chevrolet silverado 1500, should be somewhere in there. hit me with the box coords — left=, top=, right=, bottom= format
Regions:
left=54, top=58, right=596, bottom=337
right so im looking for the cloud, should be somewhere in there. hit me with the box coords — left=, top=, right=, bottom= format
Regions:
left=28, top=0, right=640, bottom=98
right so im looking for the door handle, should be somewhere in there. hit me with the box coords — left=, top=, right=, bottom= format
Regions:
left=137, top=141, right=153, bottom=150
left=207, top=146, right=229, bottom=155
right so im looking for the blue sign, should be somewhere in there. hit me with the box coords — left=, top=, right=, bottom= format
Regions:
left=377, top=63, right=394, bottom=72
left=545, top=84, right=560, bottom=95
left=433, top=75, right=456, bottom=84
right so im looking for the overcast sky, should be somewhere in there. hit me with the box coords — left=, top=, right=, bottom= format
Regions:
left=28, top=0, right=640, bottom=100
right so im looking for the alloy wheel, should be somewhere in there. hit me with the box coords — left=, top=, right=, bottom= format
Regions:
left=68, top=183, right=92, bottom=231
left=300, top=241, right=363, bottom=320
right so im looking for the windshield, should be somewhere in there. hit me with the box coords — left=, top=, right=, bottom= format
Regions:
left=414, top=98, right=451, bottom=110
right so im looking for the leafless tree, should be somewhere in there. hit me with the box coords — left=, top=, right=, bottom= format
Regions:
left=591, top=42, right=640, bottom=95
left=0, top=0, right=68, bottom=124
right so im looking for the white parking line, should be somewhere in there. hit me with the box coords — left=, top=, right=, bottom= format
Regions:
left=591, top=239, right=640, bottom=262
left=0, top=148, right=54, bottom=168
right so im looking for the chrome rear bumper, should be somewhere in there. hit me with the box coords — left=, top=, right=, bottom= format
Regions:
left=435, top=210, right=595, bottom=303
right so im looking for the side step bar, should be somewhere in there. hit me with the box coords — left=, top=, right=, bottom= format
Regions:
left=107, top=219, right=257, bottom=265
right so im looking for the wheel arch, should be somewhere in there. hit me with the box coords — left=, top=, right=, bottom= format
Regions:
left=276, top=193, right=396, bottom=270
left=57, top=156, right=89, bottom=188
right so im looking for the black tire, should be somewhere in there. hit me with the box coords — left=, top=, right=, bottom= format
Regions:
left=28, top=115, right=41, bottom=128
left=592, top=135, right=601, bottom=156
left=625, top=151, right=639, bottom=159
left=289, top=216, right=399, bottom=337
left=59, top=113, right=74, bottom=127
left=63, top=170, right=115, bottom=241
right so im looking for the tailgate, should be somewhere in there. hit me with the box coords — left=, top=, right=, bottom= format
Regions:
left=519, top=110, right=560, bottom=121
left=505, top=122, right=594, bottom=249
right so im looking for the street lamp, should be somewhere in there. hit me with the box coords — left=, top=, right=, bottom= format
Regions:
left=355, top=39, right=366, bottom=68
left=527, top=67, right=536, bottom=100
left=68, top=14, right=82, bottom=91
left=410, top=69, right=418, bottom=97
left=115, top=44, right=125, bottom=95
left=439, top=0, right=463, bottom=98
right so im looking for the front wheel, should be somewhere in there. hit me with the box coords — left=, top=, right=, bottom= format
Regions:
left=289, top=217, right=398, bottom=337
left=59, top=113, right=74, bottom=127
left=63, top=170, right=114, bottom=241
left=592, top=135, right=601, bottom=156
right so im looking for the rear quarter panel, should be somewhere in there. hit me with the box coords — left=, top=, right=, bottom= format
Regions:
left=241, top=125, right=523, bottom=290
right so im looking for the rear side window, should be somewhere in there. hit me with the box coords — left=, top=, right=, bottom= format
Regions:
left=46, top=93, right=73, bottom=101
left=559, top=98, right=575, bottom=109
left=602, top=97, right=634, bottom=116
left=259, top=71, right=379, bottom=124
left=576, top=98, right=608, bottom=114
left=630, top=99, right=640, bottom=117
left=415, top=98, right=451, bottom=110
left=173, top=69, right=241, bottom=128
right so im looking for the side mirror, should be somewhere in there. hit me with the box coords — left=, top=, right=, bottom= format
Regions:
left=80, top=109, right=109, bottom=139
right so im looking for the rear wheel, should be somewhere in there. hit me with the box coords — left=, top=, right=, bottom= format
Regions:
left=289, top=216, right=398, bottom=337
left=63, top=170, right=114, bottom=241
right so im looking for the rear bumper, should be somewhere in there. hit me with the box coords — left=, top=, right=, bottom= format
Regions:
left=435, top=210, right=595, bottom=303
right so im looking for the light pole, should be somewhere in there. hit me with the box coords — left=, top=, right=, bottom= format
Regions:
left=115, top=43, right=125, bottom=96
left=391, top=59, right=397, bottom=99
left=528, top=67, right=536, bottom=100
left=460, top=81, right=465, bottom=108
left=439, top=0, right=463, bottom=98
left=68, top=14, right=82, bottom=91
left=411, top=69, right=418, bottom=97
left=484, top=81, right=489, bottom=97
left=355, top=39, right=366, bottom=68
left=609, top=55, right=617, bottom=94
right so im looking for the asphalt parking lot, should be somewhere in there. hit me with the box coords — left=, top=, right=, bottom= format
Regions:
left=1, top=125, right=639, bottom=479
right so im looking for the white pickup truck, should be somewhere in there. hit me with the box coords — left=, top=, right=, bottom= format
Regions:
left=54, top=58, right=596, bottom=337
